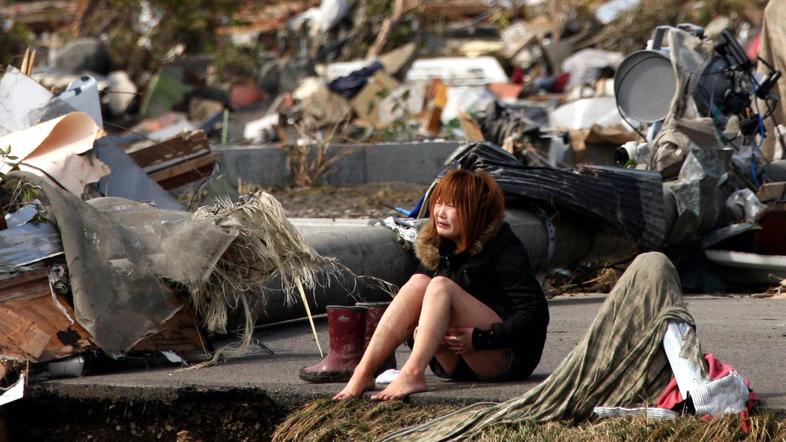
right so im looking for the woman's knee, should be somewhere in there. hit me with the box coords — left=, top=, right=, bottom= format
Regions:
left=423, top=276, right=459, bottom=303
left=427, top=276, right=456, bottom=291
left=394, top=274, right=430, bottom=304
left=406, top=273, right=431, bottom=290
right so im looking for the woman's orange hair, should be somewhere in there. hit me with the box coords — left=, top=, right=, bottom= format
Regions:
left=423, top=169, right=505, bottom=253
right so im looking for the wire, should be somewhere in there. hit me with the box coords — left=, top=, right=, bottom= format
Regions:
left=768, top=102, right=786, bottom=159
left=16, top=162, right=70, bottom=192
left=748, top=90, right=766, bottom=188
left=616, top=103, right=647, bottom=140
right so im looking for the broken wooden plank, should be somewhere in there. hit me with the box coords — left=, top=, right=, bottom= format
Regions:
left=421, top=0, right=489, bottom=18
left=458, top=112, right=485, bottom=141
left=2, top=292, right=93, bottom=362
left=148, top=153, right=219, bottom=190
left=132, top=303, right=207, bottom=357
left=0, top=305, right=51, bottom=360
left=0, top=267, right=93, bottom=362
left=215, top=1, right=315, bottom=35
left=128, top=130, right=210, bottom=170
left=0, top=268, right=51, bottom=302
left=1, top=1, right=78, bottom=31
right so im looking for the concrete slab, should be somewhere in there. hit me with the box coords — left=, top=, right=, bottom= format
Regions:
left=28, top=294, right=786, bottom=413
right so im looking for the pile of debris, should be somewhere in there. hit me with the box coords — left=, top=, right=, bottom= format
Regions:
left=0, top=0, right=767, bottom=152
left=0, top=54, right=342, bottom=404
left=0, top=0, right=784, bottom=412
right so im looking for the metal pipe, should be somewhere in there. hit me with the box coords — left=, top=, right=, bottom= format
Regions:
left=250, top=212, right=637, bottom=326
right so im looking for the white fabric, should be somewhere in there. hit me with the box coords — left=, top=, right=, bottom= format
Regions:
left=662, top=320, right=749, bottom=416
left=375, top=368, right=400, bottom=388
left=691, top=371, right=749, bottom=416
left=663, top=320, right=705, bottom=399
left=593, top=406, right=678, bottom=420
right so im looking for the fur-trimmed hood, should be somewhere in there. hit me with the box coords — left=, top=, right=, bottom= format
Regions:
left=414, top=218, right=504, bottom=271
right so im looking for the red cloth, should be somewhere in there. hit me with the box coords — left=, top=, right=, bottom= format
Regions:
left=746, top=31, right=762, bottom=61
left=656, top=353, right=759, bottom=432
left=552, top=73, right=571, bottom=93
left=511, top=66, right=524, bottom=85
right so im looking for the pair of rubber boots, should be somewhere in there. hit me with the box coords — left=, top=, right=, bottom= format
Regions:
left=299, top=301, right=396, bottom=383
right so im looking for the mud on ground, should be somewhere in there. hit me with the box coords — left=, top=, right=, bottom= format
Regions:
left=6, top=390, right=286, bottom=442
left=263, top=182, right=427, bottom=219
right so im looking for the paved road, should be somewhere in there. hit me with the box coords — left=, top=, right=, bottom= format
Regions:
left=29, top=294, right=785, bottom=414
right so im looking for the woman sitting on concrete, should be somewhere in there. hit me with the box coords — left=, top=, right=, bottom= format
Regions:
left=334, top=169, right=549, bottom=401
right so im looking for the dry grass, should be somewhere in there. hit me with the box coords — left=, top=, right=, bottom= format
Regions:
left=186, top=191, right=341, bottom=366
left=476, top=412, right=786, bottom=442
left=547, top=267, right=623, bottom=296
left=271, top=399, right=457, bottom=442
left=272, top=400, right=786, bottom=442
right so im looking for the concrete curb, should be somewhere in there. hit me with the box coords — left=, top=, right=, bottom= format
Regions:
left=216, top=141, right=462, bottom=187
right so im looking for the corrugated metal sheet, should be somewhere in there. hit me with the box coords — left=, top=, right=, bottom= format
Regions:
left=447, top=142, right=666, bottom=249
left=0, top=222, right=63, bottom=267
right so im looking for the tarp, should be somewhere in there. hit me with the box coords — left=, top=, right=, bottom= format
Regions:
left=758, top=0, right=786, bottom=160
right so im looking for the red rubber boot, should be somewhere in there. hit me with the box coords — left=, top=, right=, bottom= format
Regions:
left=356, top=301, right=397, bottom=374
left=299, top=305, right=367, bottom=383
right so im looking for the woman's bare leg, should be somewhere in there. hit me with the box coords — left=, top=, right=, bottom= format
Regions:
left=372, top=276, right=509, bottom=401
left=333, top=274, right=431, bottom=400
left=415, top=327, right=461, bottom=378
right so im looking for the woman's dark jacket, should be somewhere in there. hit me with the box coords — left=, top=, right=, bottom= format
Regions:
left=414, top=218, right=549, bottom=371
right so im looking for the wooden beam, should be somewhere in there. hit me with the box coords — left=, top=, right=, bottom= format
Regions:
left=148, top=153, right=218, bottom=190
left=128, top=130, right=210, bottom=169
left=0, top=268, right=50, bottom=299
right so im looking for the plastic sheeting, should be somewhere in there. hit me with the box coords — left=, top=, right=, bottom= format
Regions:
left=562, top=49, right=624, bottom=90
left=549, top=97, right=624, bottom=130
left=440, top=86, right=496, bottom=124
left=663, top=147, right=731, bottom=245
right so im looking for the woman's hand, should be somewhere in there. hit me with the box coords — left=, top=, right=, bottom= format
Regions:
left=444, top=327, right=475, bottom=355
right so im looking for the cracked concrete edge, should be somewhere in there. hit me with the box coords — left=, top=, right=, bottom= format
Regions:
left=25, top=382, right=785, bottom=419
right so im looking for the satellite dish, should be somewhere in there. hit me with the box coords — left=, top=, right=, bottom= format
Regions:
left=614, top=50, right=677, bottom=123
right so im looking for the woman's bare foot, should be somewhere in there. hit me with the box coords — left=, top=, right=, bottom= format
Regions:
left=333, top=374, right=375, bottom=400
left=370, top=368, right=428, bottom=401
